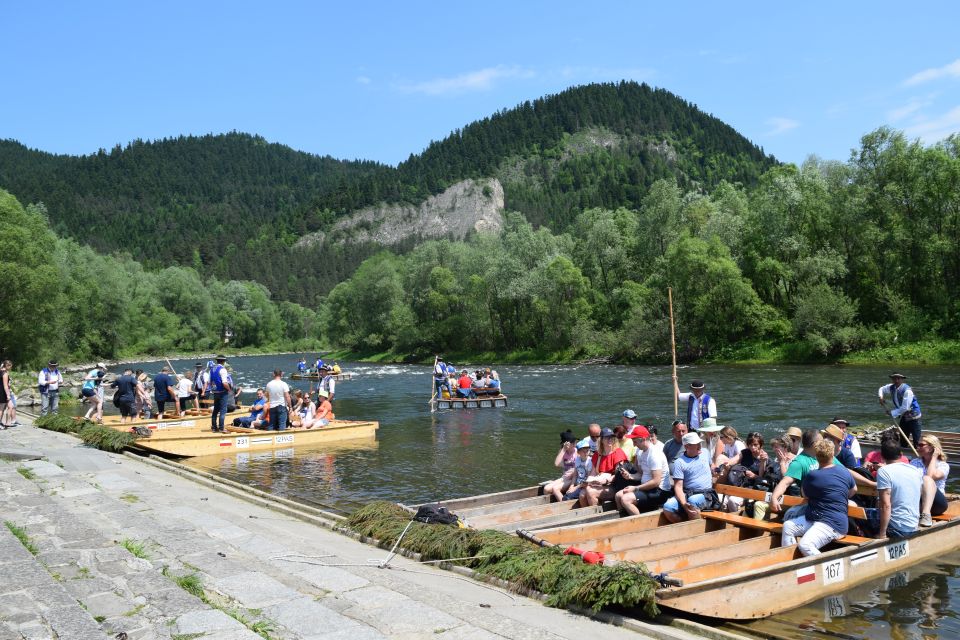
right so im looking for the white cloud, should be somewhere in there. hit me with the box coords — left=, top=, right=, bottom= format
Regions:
left=903, top=59, right=960, bottom=87
left=397, top=65, right=534, bottom=96
left=887, top=96, right=938, bottom=122
left=903, top=105, right=960, bottom=143
left=764, top=117, right=800, bottom=136
left=355, top=76, right=371, bottom=85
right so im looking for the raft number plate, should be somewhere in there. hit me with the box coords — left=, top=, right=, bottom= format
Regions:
left=275, top=434, right=294, bottom=445
left=885, top=540, right=909, bottom=562
left=822, top=559, right=844, bottom=585
left=235, top=437, right=249, bottom=449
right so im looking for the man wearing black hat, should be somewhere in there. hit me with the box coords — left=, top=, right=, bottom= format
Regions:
left=208, top=355, right=233, bottom=433
left=879, top=373, right=922, bottom=447
left=672, top=375, right=717, bottom=432
left=37, top=360, right=63, bottom=416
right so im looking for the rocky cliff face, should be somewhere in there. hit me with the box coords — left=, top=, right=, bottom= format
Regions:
left=295, top=178, right=504, bottom=249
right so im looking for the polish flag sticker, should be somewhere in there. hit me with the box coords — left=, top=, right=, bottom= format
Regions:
left=796, top=566, right=816, bottom=584
left=219, top=439, right=232, bottom=447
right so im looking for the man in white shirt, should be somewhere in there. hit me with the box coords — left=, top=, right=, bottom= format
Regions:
left=616, top=426, right=672, bottom=515
left=673, top=376, right=717, bottom=432
left=265, top=368, right=292, bottom=431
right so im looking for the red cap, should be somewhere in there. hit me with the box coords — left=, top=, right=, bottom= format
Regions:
left=626, top=425, right=650, bottom=439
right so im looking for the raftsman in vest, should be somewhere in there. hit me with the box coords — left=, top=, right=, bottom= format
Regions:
left=686, top=393, right=712, bottom=427
left=208, top=364, right=232, bottom=394
left=888, top=383, right=921, bottom=419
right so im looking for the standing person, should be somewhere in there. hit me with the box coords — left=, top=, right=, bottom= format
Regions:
left=37, top=360, right=63, bottom=416
left=265, top=369, right=291, bottom=431
left=0, top=360, right=11, bottom=428
left=319, top=369, right=336, bottom=401
left=81, top=369, right=106, bottom=423
left=673, top=376, right=716, bottom=432
left=874, top=438, right=923, bottom=539
left=207, top=355, right=233, bottom=433
left=912, top=434, right=950, bottom=526
left=433, top=356, right=449, bottom=400
left=661, top=432, right=715, bottom=523
left=176, top=371, right=194, bottom=415
left=134, top=370, right=153, bottom=418
left=879, top=373, right=923, bottom=447
left=153, top=366, right=177, bottom=417
left=110, top=369, right=140, bottom=423
left=781, top=439, right=857, bottom=556
left=1, top=360, right=18, bottom=428
left=192, top=362, right=207, bottom=410
left=297, top=358, right=307, bottom=374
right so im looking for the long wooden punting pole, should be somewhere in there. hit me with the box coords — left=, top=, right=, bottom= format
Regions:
left=429, top=355, right=438, bottom=413
left=669, top=287, right=677, bottom=418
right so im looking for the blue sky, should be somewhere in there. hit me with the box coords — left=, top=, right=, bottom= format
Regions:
left=3, top=2, right=959, bottom=167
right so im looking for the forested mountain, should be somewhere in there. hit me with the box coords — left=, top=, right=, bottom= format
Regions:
left=0, top=81, right=776, bottom=305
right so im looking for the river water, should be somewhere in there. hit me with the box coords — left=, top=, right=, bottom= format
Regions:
left=121, top=356, right=960, bottom=637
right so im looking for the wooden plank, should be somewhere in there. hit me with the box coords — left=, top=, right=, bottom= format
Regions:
left=668, top=545, right=800, bottom=585
left=417, top=485, right=543, bottom=511
left=455, top=494, right=551, bottom=518
left=615, top=527, right=763, bottom=565
left=465, top=498, right=585, bottom=528
left=641, top=533, right=780, bottom=574
left=702, top=511, right=783, bottom=532
left=565, top=518, right=711, bottom=554
left=533, top=510, right=663, bottom=545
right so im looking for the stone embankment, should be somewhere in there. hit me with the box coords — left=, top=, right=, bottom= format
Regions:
left=0, top=419, right=722, bottom=640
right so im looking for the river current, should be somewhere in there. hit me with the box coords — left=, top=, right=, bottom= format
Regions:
left=121, top=356, right=960, bottom=637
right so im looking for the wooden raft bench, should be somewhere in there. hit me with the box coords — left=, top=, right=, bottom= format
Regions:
left=709, top=484, right=873, bottom=545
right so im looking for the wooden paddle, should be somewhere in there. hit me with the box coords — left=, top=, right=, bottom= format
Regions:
left=165, top=357, right=182, bottom=381
left=429, top=355, right=438, bottom=412
left=892, top=416, right=920, bottom=458
left=668, top=287, right=677, bottom=418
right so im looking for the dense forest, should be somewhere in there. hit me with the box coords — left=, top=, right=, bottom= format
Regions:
left=324, top=129, right=960, bottom=362
left=0, top=82, right=775, bottom=305
left=2, top=80, right=958, bottom=367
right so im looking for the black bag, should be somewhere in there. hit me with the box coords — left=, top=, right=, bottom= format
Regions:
left=112, top=389, right=122, bottom=408
left=413, top=504, right=459, bottom=525
left=726, top=464, right=750, bottom=487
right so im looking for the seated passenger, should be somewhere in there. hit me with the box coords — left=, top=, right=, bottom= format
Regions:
left=543, top=430, right=578, bottom=501
left=290, top=393, right=316, bottom=428
left=564, top=439, right=594, bottom=502
left=578, top=428, right=628, bottom=507
left=616, top=426, right=672, bottom=515
left=662, top=432, right=715, bottom=523
left=912, top=434, right=949, bottom=526
left=781, top=439, right=856, bottom=556
left=233, top=389, right=267, bottom=428
left=332, top=361, right=342, bottom=375
left=872, top=438, right=922, bottom=538
left=821, top=424, right=860, bottom=469
left=312, top=390, right=334, bottom=427
left=457, top=370, right=475, bottom=398
left=616, top=425, right=636, bottom=462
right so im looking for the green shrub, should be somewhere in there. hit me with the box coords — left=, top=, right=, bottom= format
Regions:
left=347, top=502, right=658, bottom=616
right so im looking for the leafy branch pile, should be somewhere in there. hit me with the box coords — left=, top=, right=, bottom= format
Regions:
left=347, top=501, right=659, bottom=616
left=34, top=414, right=139, bottom=452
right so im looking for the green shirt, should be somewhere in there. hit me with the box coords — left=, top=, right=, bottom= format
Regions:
left=786, top=452, right=841, bottom=484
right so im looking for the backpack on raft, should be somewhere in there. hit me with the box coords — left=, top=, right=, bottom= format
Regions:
left=413, top=504, right=459, bottom=525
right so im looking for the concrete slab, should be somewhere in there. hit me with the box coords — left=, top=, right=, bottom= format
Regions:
left=263, top=596, right=374, bottom=636
left=22, top=460, right=67, bottom=477
left=213, top=571, right=302, bottom=608
left=92, top=471, right=141, bottom=492
left=286, top=561, right=370, bottom=592
left=174, top=608, right=248, bottom=634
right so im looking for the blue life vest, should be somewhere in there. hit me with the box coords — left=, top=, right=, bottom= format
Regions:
left=434, top=361, right=446, bottom=380
left=315, top=359, right=324, bottom=370
left=890, top=383, right=921, bottom=418
left=686, top=393, right=712, bottom=428
left=209, top=364, right=230, bottom=394
left=297, top=361, right=307, bottom=372
left=841, top=433, right=860, bottom=465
